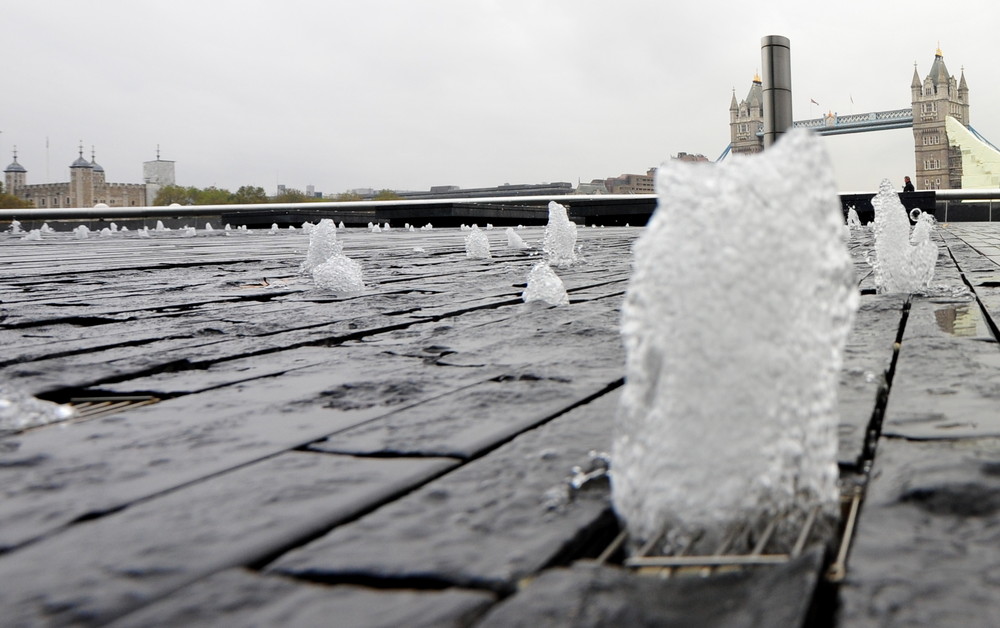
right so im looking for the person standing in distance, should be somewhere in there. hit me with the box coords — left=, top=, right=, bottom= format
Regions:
left=903, top=176, right=915, bottom=192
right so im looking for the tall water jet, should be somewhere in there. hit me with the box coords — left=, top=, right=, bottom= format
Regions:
left=612, top=129, right=858, bottom=554
left=869, top=179, right=937, bottom=293
left=543, top=201, right=577, bottom=266
left=846, top=206, right=862, bottom=230
left=300, top=219, right=341, bottom=274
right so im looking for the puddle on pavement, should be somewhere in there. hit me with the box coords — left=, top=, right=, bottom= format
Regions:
left=934, top=304, right=991, bottom=338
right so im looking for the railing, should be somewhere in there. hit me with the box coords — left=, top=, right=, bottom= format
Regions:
left=8, top=187, right=1000, bottom=225
left=934, top=188, right=1000, bottom=222
left=0, top=194, right=654, bottom=221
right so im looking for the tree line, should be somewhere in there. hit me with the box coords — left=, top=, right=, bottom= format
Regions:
left=0, top=182, right=404, bottom=209
left=0, top=182, right=34, bottom=209
left=152, top=185, right=402, bottom=206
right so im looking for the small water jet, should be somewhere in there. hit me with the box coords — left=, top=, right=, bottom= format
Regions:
left=0, top=385, right=75, bottom=433
left=312, top=255, right=364, bottom=293
left=73, top=225, right=90, bottom=239
left=506, top=227, right=528, bottom=250
left=465, top=225, right=491, bottom=259
left=612, top=129, right=858, bottom=555
left=543, top=201, right=578, bottom=266
left=522, top=262, right=568, bottom=306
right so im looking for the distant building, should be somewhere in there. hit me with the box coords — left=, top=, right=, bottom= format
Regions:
left=729, top=73, right=764, bottom=156
left=575, top=180, right=608, bottom=195
left=911, top=48, right=969, bottom=190
left=603, top=169, right=656, bottom=194
left=673, top=152, right=709, bottom=163
left=398, top=182, right=574, bottom=199
left=143, top=149, right=176, bottom=203
left=4, top=146, right=150, bottom=208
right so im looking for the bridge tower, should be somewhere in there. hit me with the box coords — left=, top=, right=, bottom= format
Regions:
left=729, top=73, right=764, bottom=155
left=911, top=47, right=969, bottom=189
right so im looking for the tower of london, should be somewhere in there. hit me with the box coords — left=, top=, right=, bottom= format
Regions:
left=4, top=146, right=174, bottom=208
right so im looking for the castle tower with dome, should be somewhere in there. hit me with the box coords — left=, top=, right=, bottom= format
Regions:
left=4, top=144, right=154, bottom=208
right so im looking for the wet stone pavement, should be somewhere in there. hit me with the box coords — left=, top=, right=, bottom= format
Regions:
left=0, top=222, right=998, bottom=627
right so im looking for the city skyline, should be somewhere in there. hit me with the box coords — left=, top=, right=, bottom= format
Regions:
left=4, top=1, right=999, bottom=196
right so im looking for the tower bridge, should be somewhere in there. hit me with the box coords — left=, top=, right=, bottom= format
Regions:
left=792, top=108, right=913, bottom=135
left=724, top=47, right=1000, bottom=190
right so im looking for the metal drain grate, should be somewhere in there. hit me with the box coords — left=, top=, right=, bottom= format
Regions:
left=597, top=486, right=863, bottom=582
left=69, top=395, right=161, bottom=421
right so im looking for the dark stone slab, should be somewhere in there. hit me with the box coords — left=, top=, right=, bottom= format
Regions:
left=270, top=389, right=621, bottom=592
left=969, top=286, right=1000, bottom=340
left=0, top=451, right=458, bottom=627
left=478, top=548, right=824, bottom=627
left=942, top=232, right=1000, bottom=273
left=837, top=294, right=906, bottom=466
left=0, top=352, right=492, bottom=549
left=882, top=296, right=1000, bottom=439
left=98, top=345, right=346, bottom=395
left=838, top=437, right=1000, bottom=627
left=434, top=309, right=624, bottom=371
left=309, top=372, right=619, bottom=459
left=110, top=569, right=495, bottom=628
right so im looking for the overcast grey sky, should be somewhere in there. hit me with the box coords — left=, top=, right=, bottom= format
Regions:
left=3, top=0, right=998, bottom=196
